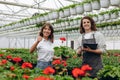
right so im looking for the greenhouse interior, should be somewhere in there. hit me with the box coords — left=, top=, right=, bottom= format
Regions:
left=0, top=0, right=120, bottom=80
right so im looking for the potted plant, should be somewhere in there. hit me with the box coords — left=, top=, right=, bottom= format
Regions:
left=58, top=8, right=65, bottom=18
left=69, top=4, right=77, bottom=15
left=100, top=0, right=110, bottom=8
left=91, top=0, right=100, bottom=10
left=83, top=0, right=92, bottom=12
left=75, top=3, right=84, bottom=14
left=63, top=6, right=71, bottom=17
left=110, top=0, right=120, bottom=6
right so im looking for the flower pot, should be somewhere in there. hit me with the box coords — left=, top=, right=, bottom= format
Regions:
left=65, top=22, right=69, bottom=26
left=26, top=20, right=30, bottom=26
left=110, top=0, right=120, bottom=6
left=52, top=12, right=59, bottom=19
left=93, top=16, right=98, bottom=22
left=111, top=13, right=118, bottom=19
left=107, top=26, right=112, bottom=30
left=61, top=22, right=65, bottom=27
left=70, top=7, right=77, bottom=15
left=100, top=0, right=110, bottom=8
left=98, top=15, right=104, bottom=21
left=64, top=9, right=70, bottom=17
left=74, top=20, right=78, bottom=25
left=91, top=1, right=100, bottom=10
left=44, top=15, right=49, bottom=21
left=59, top=11, right=65, bottom=18
left=104, top=13, right=110, bottom=20
left=29, top=19, right=33, bottom=25
left=70, top=21, right=74, bottom=26
left=83, top=3, right=92, bottom=12
left=48, top=13, right=53, bottom=20
left=106, top=19, right=111, bottom=22
left=36, top=17, right=40, bottom=23
left=75, top=5, right=84, bottom=14
left=40, top=17, right=44, bottom=22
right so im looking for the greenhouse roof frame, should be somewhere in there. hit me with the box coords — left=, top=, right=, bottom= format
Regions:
left=0, top=0, right=119, bottom=39
left=0, top=0, right=77, bottom=26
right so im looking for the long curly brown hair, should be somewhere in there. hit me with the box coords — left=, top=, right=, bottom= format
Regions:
left=80, top=16, right=97, bottom=34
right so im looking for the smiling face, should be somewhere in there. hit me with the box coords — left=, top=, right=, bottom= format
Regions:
left=80, top=16, right=97, bottom=34
left=43, top=26, right=51, bottom=38
left=82, top=19, right=92, bottom=32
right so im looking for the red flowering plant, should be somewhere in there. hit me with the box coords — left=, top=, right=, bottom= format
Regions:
left=12, top=57, right=24, bottom=66
left=21, top=62, right=33, bottom=74
left=10, top=66, right=15, bottom=71
left=34, top=76, right=54, bottom=80
left=60, top=37, right=66, bottom=43
left=0, top=59, right=13, bottom=70
left=0, top=53, right=4, bottom=59
left=6, top=55, right=13, bottom=60
left=22, top=74, right=30, bottom=80
left=52, top=59, right=67, bottom=75
left=21, top=62, right=33, bottom=69
left=43, top=66, right=55, bottom=75
left=72, top=64, right=92, bottom=79
left=54, top=46, right=77, bottom=60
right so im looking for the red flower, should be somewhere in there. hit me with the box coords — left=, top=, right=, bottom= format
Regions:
left=52, top=59, right=61, bottom=65
left=34, top=76, right=52, bottom=80
left=81, top=64, right=92, bottom=71
left=12, top=57, right=22, bottom=63
left=72, top=68, right=85, bottom=78
left=6, top=55, right=12, bottom=59
left=34, top=76, right=46, bottom=80
left=114, top=53, right=120, bottom=57
left=0, top=54, right=4, bottom=57
left=61, top=60, right=67, bottom=66
left=1, top=59, right=7, bottom=64
left=21, top=62, right=33, bottom=69
left=22, top=74, right=30, bottom=80
left=60, top=37, right=66, bottom=41
left=10, top=66, right=15, bottom=71
left=43, top=66, right=55, bottom=75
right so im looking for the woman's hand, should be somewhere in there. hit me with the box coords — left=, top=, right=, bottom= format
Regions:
left=37, top=36, right=42, bottom=42
left=82, top=46, right=91, bottom=52
left=53, top=56, right=62, bottom=60
left=76, top=47, right=82, bottom=54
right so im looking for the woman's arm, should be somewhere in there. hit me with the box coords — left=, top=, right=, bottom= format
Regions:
left=53, top=56, right=61, bottom=60
left=30, top=41, right=39, bottom=53
left=29, top=36, right=42, bottom=53
left=82, top=48, right=102, bottom=54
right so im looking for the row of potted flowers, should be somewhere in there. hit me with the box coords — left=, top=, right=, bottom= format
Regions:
left=1, top=7, right=119, bottom=34
left=0, top=0, right=120, bottom=32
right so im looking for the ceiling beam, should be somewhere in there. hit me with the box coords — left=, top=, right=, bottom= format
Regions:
left=0, top=19, right=16, bottom=22
left=0, top=12, right=29, bottom=17
left=64, top=0, right=81, bottom=3
left=0, top=0, right=55, bottom=11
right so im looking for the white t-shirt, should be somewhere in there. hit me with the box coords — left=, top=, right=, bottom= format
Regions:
left=76, top=31, right=106, bottom=53
left=37, top=38, right=54, bottom=62
left=84, top=32, right=93, bottom=39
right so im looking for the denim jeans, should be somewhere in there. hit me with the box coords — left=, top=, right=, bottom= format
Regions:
left=36, top=61, right=52, bottom=70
